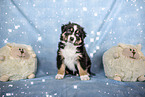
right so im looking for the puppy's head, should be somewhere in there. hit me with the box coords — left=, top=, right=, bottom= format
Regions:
left=60, top=22, right=86, bottom=45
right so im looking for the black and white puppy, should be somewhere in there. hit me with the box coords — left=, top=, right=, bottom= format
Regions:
left=55, top=22, right=92, bottom=80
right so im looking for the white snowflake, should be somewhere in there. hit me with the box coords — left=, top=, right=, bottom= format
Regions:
left=3, top=38, right=8, bottom=43
left=131, top=0, right=136, bottom=2
left=102, top=8, right=105, bottom=10
left=31, top=82, right=34, bottom=85
left=140, top=6, right=143, bottom=9
left=118, top=17, right=121, bottom=20
left=85, top=44, right=89, bottom=48
left=54, top=93, right=57, bottom=95
left=21, top=92, right=25, bottom=94
left=83, top=7, right=87, bottom=11
left=96, top=46, right=100, bottom=50
left=97, top=32, right=100, bottom=35
left=53, top=0, right=56, bottom=2
left=6, top=93, right=12, bottom=96
left=137, top=23, right=140, bottom=26
left=8, top=84, right=13, bottom=87
left=90, top=53, right=93, bottom=58
left=136, top=9, right=139, bottom=11
left=8, top=29, right=12, bottom=32
left=42, top=79, right=45, bottom=82
left=74, top=85, right=77, bottom=89
left=33, top=4, right=36, bottom=7
left=38, top=37, right=42, bottom=41
left=64, top=0, right=67, bottom=2
left=38, top=51, right=41, bottom=53
left=106, top=83, right=109, bottom=85
left=91, top=31, right=94, bottom=34
left=90, top=38, right=94, bottom=42
left=15, top=25, right=20, bottom=29
left=55, top=29, right=57, bottom=32
left=94, top=13, right=98, bottom=16
left=96, top=37, right=99, bottom=40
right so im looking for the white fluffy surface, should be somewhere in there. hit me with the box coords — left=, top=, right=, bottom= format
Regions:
left=0, top=43, right=37, bottom=81
left=103, top=43, right=145, bottom=81
left=61, top=43, right=80, bottom=71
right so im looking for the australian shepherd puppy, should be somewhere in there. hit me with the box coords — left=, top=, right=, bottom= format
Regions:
left=55, top=22, right=92, bottom=80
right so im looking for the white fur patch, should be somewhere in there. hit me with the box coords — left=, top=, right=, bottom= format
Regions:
left=55, top=74, right=64, bottom=79
left=61, top=43, right=80, bottom=71
left=73, top=25, right=77, bottom=32
left=80, top=75, right=90, bottom=80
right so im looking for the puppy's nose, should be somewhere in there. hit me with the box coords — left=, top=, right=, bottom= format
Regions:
left=132, top=51, right=136, bottom=55
left=70, top=37, right=74, bottom=41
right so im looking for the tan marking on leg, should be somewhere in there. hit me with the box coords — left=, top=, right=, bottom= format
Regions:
left=77, top=62, right=90, bottom=80
left=57, top=63, right=65, bottom=75
left=77, top=63, right=88, bottom=76
left=55, top=63, right=65, bottom=80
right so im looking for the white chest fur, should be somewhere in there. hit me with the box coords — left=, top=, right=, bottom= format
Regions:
left=61, top=43, right=80, bottom=71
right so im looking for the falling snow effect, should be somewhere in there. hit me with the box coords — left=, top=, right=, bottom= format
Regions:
left=0, top=0, right=145, bottom=97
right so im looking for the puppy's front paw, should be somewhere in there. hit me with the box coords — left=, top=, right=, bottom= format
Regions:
left=80, top=75, right=90, bottom=80
left=55, top=74, right=64, bottom=80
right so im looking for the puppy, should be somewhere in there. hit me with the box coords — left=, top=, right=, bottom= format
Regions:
left=55, top=22, right=92, bottom=80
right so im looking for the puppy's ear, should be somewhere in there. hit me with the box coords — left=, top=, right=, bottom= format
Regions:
left=81, top=28, right=86, bottom=39
left=61, top=24, right=67, bottom=32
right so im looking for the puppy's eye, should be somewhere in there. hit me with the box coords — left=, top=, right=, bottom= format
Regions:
left=130, top=49, right=132, bottom=51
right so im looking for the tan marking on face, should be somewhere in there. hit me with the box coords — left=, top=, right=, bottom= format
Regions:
left=57, top=63, right=65, bottom=75
left=62, top=32, right=66, bottom=40
left=75, top=37, right=82, bottom=44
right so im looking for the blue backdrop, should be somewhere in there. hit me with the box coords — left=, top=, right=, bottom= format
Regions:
left=0, top=0, right=145, bottom=97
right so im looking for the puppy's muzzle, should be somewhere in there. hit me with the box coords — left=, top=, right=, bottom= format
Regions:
left=68, top=35, right=76, bottom=43
left=70, top=37, right=74, bottom=41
